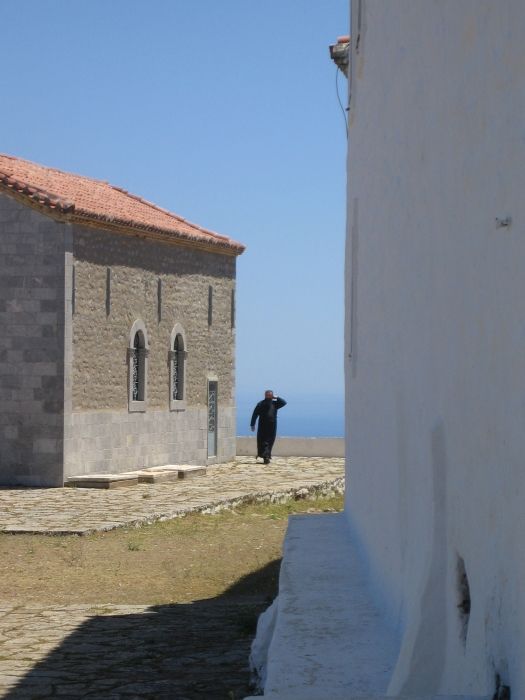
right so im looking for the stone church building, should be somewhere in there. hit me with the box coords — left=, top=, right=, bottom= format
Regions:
left=0, top=154, right=244, bottom=486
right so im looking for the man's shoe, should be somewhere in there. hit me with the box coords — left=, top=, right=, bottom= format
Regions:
left=264, top=457, right=270, bottom=464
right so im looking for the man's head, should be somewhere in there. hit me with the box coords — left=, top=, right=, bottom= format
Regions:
left=264, top=390, right=274, bottom=400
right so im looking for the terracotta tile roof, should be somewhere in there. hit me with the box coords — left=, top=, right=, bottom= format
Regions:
left=0, top=154, right=244, bottom=255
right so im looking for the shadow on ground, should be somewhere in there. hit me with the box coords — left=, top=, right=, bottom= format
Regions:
left=4, top=559, right=281, bottom=700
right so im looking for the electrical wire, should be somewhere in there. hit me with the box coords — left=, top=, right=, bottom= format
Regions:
left=335, top=65, right=349, bottom=139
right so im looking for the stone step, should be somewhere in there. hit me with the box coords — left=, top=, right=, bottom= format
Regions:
left=66, top=474, right=139, bottom=489
left=177, top=465, right=207, bottom=479
left=136, top=470, right=180, bottom=484
left=66, top=465, right=207, bottom=488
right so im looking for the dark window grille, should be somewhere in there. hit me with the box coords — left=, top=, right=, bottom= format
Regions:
left=131, top=331, right=149, bottom=403
left=207, top=380, right=218, bottom=457
left=132, top=333, right=141, bottom=401
left=172, top=334, right=184, bottom=400
left=72, top=265, right=76, bottom=315
left=106, top=267, right=111, bottom=316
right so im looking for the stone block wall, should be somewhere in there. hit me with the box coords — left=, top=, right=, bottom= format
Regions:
left=63, top=405, right=235, bottom=477
left=64, top=224, right=238, bottom=475
left=0, top=195, right=238, bottom=484
left=0, top=194, right=67, bottom=486
left=71, top=225, right=236, bottom=410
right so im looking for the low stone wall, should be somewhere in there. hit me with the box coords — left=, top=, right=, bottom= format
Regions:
left=236, top=436, right=344, bottom=458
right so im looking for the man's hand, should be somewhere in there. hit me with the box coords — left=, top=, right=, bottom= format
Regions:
left=250, top=425, right=255, bottom=432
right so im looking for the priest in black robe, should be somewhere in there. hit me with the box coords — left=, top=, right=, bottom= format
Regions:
left=250, top=390, right=287, bottom=464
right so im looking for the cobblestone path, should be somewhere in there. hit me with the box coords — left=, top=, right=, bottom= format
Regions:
left=0, top=457, right=344, bottom=535
left=0, top=599, right=267, bottom=699
left=0, top=457, right=344, bottom=698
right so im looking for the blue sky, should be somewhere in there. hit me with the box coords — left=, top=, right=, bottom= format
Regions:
left=1, top=1, right=348, bottom=435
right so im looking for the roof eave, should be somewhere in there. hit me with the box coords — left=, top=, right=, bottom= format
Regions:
left=69, top=210, right=246, bottom=256
left=0, top=184, right=245, bottom=257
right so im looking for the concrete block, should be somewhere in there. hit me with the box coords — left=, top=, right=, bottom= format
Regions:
left=66, top=473, right=139, bottom=489
left=136, top=470, right=180, bottom=484
left=33, top=438, right=60, bottom=454
left=178, top=465, right=207, bottom=479
left=28, top=362, right=58, bottom=376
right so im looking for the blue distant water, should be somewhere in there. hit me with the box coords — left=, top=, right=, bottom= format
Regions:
left=236, top=393, right=344, bottom=437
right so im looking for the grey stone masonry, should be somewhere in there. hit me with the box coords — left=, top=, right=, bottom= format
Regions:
left=63, top=406, right=236, bottom=477
left=0, top=194, right=67, bottom=486
left=0, top=191, right=239, bottom=485
left=65, top=223, right=237, bottom=477
left=71, top=224, right=237, bottom=411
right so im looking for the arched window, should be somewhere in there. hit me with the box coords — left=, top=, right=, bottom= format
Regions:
left=169, top=324, right=186, bottom=411
left=128, top=320, right=148, bottom=411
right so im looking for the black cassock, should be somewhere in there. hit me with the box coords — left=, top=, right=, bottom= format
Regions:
left=250, top=397, right=287, bottom=461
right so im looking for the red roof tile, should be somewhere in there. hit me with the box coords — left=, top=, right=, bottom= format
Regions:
left=0, top=154, right=244, bottom=255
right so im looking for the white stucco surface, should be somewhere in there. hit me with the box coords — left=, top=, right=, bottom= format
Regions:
left=244, top=696, right=487, bottom=700
left=245, top=696, right=487, bottom=700
left=249, top=513, right=400, bottom=698
left=345, top=1, right=525, bottom=696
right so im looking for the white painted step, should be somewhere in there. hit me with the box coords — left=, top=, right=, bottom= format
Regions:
left=245, top=696, right=489, bottom=699
left=250, top=513, right=400, bottom=698
left=247, top=513, right=492, bottom=700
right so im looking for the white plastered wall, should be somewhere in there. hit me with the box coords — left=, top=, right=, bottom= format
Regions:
left=345, top=1, right=525, bottom=696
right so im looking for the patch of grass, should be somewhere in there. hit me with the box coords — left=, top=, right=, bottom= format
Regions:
left=0, top=493, right=343, bottom=607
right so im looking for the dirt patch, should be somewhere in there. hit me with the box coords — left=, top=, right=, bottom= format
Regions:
left=0, top=494, right=343, bottom=606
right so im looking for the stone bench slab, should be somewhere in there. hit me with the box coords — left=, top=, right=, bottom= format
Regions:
left=66, top=465, right=206, bottom=488
left=136, top=470, right=180, bottom=484
left=149, top=464, right=207, bottom=478
left=66, top=474, right=139, bottom=489
left=177, top=466, right=207, bottom=479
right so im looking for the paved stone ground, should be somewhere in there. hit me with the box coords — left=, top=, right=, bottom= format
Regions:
left=0, top=600, right=267, bottom=699
left=0, top=457, right=344, bottom=535
left=0, top=457, right=344, bottom=698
